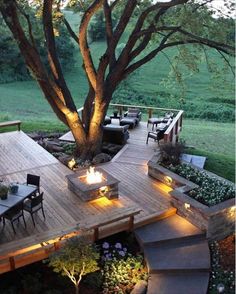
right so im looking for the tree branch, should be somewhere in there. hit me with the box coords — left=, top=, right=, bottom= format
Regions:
left=110, top=0, right=121, bottom=10
left=103, top=0, right=116, bottom=69
left=79, top=0, right=104, bottom=90
left=109, top=0, right=189, bottom=86
left=216, top=50, right=235, bottom=77
left=42, top=0, right=77, bottom=110
left=63, top=17, right=79, bottom=45
left=14, top=0, right=36, bottom=47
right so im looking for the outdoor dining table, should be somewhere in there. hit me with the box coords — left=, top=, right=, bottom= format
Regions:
left=0, top=184, right=37, bottom=217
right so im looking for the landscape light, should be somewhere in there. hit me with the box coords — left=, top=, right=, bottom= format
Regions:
left=217, top=283, right=225, bottom=293
left=68, top=158, right=76, bottom=170
left=184, top=203, right=191, bottom=210
left=164, top=176, right=173, bottom=186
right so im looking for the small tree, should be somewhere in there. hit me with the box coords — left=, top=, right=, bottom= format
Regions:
left=48, top=236, right=100, bottom=294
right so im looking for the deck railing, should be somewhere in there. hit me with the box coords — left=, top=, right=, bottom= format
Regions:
left=110, top=103, right=183, bottom=143
left=0, top=207, right=141, bottom=274
left=78, top=103, right=183, bottom=144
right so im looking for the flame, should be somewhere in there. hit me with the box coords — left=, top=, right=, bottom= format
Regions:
left=86, top=167, right=103, bottom=184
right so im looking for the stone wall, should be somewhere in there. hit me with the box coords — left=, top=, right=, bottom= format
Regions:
left=148, top=158, right=236, bottom=240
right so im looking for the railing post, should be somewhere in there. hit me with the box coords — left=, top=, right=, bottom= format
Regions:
left=54, top=242, right=60, bottom=251
left=148, top=108, right=153, bottom=119
left=9, top=256, right=15, bottom=271
left=128, top=215, right=134, bottom=232
left=93, top=228, right=99, bottom=241
left=180, top=113, right=183, bottom=128
left=118, top=106, right=122, bottom=116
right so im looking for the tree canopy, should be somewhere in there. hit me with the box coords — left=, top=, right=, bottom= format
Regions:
left=0, top=0, right=234, bottom=159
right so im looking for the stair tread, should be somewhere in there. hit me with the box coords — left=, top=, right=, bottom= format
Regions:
left=135, top=214, right=204, bottom=244
left=147, top=272, right=209, bottom=294
left=144, top=240, right=210, bottom=271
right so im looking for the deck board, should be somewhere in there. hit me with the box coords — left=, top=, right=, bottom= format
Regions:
left=0, top=123, right=173, bottom=257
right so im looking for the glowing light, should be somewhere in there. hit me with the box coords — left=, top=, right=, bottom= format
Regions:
left=164, top=176, right=173, bottom=186
left=68, top=158, right=76, bottom=170
left=230, top=205, right=236, bottom=212
left=86, top=167, right=103, bottom=184
left=184, top=203, right=191, bottom=210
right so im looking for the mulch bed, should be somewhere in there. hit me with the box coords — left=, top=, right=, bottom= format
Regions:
left=218, top=234, right=235, bottom=270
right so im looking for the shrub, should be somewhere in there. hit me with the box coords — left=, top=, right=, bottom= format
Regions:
left=159, top=142, right=186, bottom=166
left=100, top=241, right=148, bottom=294
left=102, top=255, right=148, bottom=294
left=169, top=163, right=235, bottom=206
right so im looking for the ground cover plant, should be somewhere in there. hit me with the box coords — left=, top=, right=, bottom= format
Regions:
left=168, top=163, right=235, bottom=206
left=158, top=141, right=235, bottom=206
left=100, top=239, right=148, bottom=293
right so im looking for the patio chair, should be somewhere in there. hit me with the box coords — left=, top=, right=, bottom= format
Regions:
left=3, top=203, right=26, bottom=234
left=26, top=173, right=40, bottom=194
left=23, top=192, right=45, bottom=226
left=124, top=108, right=142, bottom=123
left=146, top=129, right=165, bottom=145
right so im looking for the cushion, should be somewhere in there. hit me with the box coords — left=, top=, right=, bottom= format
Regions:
left=127, top=113, right=138, bottom=118
left=128, top=108, right=140, bottom=114
left=103, top=124, right=128, bottom=132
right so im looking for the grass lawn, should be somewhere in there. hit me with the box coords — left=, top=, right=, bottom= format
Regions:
left=0, top=11, right=234, bottom=181
left=180, top=120, right=235, bottom=182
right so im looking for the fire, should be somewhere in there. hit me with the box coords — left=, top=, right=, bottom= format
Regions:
left=86, top=167, right=103, bottom=184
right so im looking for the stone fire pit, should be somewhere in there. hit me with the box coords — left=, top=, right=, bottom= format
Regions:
left=66, top=167, right=120, bottom=202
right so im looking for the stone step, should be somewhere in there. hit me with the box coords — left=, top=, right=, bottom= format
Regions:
left=144, top=239, right=210, bottom=273
left=135, top=214, right=205, bottom=247
left=147, top=272, right=210, bottom=294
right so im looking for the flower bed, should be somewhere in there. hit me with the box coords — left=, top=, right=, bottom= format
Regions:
left=148, top=156, right=235, bottom=240
left=99, top=234, right=148, bottom=293
left=168, top=163, right=235, bottom=206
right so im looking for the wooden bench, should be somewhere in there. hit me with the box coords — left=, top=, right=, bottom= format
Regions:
left=0, top=206, right=141, bottom=273
left=0, top=120, right=21, bottom=131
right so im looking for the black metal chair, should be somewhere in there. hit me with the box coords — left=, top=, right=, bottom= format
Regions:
left=26, top=173, right=40, bottom=194
left=23, top=192, right=45, bottom=226
left=3, top=203, right=26, bottom=234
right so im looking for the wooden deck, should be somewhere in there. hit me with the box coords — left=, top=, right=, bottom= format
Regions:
left=0, top=123, right=175, bottom=271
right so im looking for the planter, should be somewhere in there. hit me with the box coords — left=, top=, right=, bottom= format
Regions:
left=0, top=193, right=8, bottom=200
left=0, top=184, right=9, bottom=200
left=113, top=111, right=118, bottom=118
left=148, top=156, right=236, bottom=240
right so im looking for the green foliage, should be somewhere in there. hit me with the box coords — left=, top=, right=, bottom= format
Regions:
left=48, top=236, right=100, bottom=288
left=0, top=7, right=75, bottom=83
left=99, top=239, right=147, bottom=293
left=88, top=11, right=106, bottom=42
left=102, top=254, right=148, bottom=294
left=169, top=163, right=235, bottom=206
left=159, top=142, right=186, bottom=166
left=63, top=143, right=76, bottom=155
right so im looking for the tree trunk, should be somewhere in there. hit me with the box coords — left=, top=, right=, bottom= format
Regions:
left=75, top=284, right=79, bottom=294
